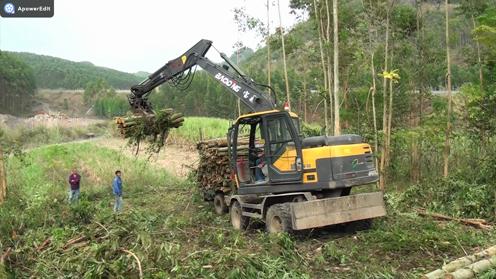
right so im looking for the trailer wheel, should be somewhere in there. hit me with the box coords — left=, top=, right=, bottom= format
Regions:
left=214, top=192, right=228, bottom=215
left=265, top=203, right=293, bottom=233
left=230, top=201, right=249, bottom=230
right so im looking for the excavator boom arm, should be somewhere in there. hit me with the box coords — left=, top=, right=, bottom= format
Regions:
left=129, top=39, right=275, bottom=113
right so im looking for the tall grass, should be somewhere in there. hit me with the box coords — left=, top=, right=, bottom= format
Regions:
left=168, top=117, right=230, bottom=144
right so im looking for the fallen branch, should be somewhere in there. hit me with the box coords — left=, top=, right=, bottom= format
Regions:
left=94, top=221, right=110, bottom=239
left=62, top=235, right=88, bottom=250
left=63, top=241, right=90, bottom=251
left=0, top=247, right=12, bottom=264
left=416, top=209, right=492, bottom=230
left=36, top=237, right=52, bottom=252
left=121, top=249, right=143, bottom=279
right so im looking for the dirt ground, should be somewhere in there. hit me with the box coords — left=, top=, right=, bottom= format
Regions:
left=0, top=113, right=105, bottom=129
left=94, top=137, right=198, bottom=178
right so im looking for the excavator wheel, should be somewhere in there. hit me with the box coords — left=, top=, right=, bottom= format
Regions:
left=265, top=203, right=293, bottom=233
left=213, top=192, right=228, bottom=215
left=230, top=200, right=249, bottom=230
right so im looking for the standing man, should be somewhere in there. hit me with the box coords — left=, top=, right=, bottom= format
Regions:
left=112, top=170, right=123, bottom=212
left=68, top=168, right=81, bottom=203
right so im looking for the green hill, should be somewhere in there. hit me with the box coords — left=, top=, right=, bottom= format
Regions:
left=7, top=52, right=142, bottom=89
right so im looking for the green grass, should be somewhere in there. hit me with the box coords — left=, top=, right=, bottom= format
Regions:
left=1, top=122, right=110, bottom=149
left=168, top=117, right=231, bottom=144
left=1, top=143, right=496, bottom=278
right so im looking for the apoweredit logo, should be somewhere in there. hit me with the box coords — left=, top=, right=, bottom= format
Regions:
left=3, top=2, right=15, bottom=14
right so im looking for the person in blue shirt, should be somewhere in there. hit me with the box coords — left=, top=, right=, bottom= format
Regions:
left=112, top=170, right=123, bottom=212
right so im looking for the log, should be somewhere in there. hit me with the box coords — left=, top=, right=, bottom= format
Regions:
left=423, top=246, right=496, bottom=279
left=443, top=246, right=496, bottom=272
left=424, top=269, right=445, bottom=279
left=117, top=108, right=185, bottom=154
left=444, top=256, right=496, bottom=279
left=195, top=138, right=254, bottom=196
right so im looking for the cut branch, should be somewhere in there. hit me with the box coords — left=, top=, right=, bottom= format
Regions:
left=121, top=249, right=143, bottom=279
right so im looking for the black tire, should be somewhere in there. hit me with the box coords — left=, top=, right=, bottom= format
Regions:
left=213, top=192, right=228, bottom=215
left=265, top=203, right=293, bottom=233
left=230, top=200, right=249, bottom=230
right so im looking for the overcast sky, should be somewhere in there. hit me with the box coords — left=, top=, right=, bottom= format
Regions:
left=0, top=0, right=306, bottom=73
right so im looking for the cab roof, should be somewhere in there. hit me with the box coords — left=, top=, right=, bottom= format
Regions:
left=236, top=110, right=299, bottom=123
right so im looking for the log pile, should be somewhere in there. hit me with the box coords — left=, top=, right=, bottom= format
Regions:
left=423, top=245, right=496, bottom=279
left=196, top=138, right=249, bottom=198
left=116, top=108, right=184, bottom=154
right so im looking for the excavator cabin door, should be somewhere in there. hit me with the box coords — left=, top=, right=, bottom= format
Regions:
left=229, top=111, right=303, bottom=189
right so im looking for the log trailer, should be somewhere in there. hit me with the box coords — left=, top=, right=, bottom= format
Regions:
left=128, top=39, right=386, bottom=233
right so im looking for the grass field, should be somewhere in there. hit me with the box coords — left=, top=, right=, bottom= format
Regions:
left=1, top=142, right=496, bottom=278
left=168, top=117, right=231, bottom=144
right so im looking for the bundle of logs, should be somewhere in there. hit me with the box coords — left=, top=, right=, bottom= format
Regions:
left=196, top=137, right=249, bottom=199
left=423, top=245, right=496, bottom=279
left=116, top=108, right=184, bottom=154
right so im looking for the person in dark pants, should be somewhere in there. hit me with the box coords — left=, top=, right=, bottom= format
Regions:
left=68, top=168, right=81, bottom=203
left=112, top=170, right=123, bottom=212
left=255, top=152, right=266, bottom=183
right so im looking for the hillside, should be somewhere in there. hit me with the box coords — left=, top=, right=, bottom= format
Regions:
left=7, top=52, right=142, bottom=89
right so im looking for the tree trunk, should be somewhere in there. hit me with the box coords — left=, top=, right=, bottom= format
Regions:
left=267, top=0, right=272, bottom=92
left=324, top=99, right=328, bottom=134
left=386, top=35, right=394, bottom=168
left=303, top=76, right=308, bottom=122
left=325, top=0, right=333, bottom=135
left=471, top=15, right=483, bottom=88
left=313, top=0, right=331, bottom=129
left=333, top=0, right=341, bottom=135
left=313, top=0, right=328, bottom=94
left=443, top=0, right=453, bottom=178
left=277, top=0, right=291, bottom=111
left=0, top=145, right=6, bottom=204
left=363, top=0, right=379, bottom=177
left=379, top=1, right=391, bottom=190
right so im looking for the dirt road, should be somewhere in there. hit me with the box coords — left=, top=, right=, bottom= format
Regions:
left=94, top=138, right=198, bottom=178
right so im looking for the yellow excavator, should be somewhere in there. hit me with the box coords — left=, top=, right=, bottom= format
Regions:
left=128, top=39, right=386, bottom=233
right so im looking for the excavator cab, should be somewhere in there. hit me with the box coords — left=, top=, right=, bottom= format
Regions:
left=228, top=110, right=303, bottom=193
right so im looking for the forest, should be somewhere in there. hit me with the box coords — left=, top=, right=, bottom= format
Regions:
left=0, top=52, right=36, bottom=115
left=4, top=51, right=142, bottom=90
